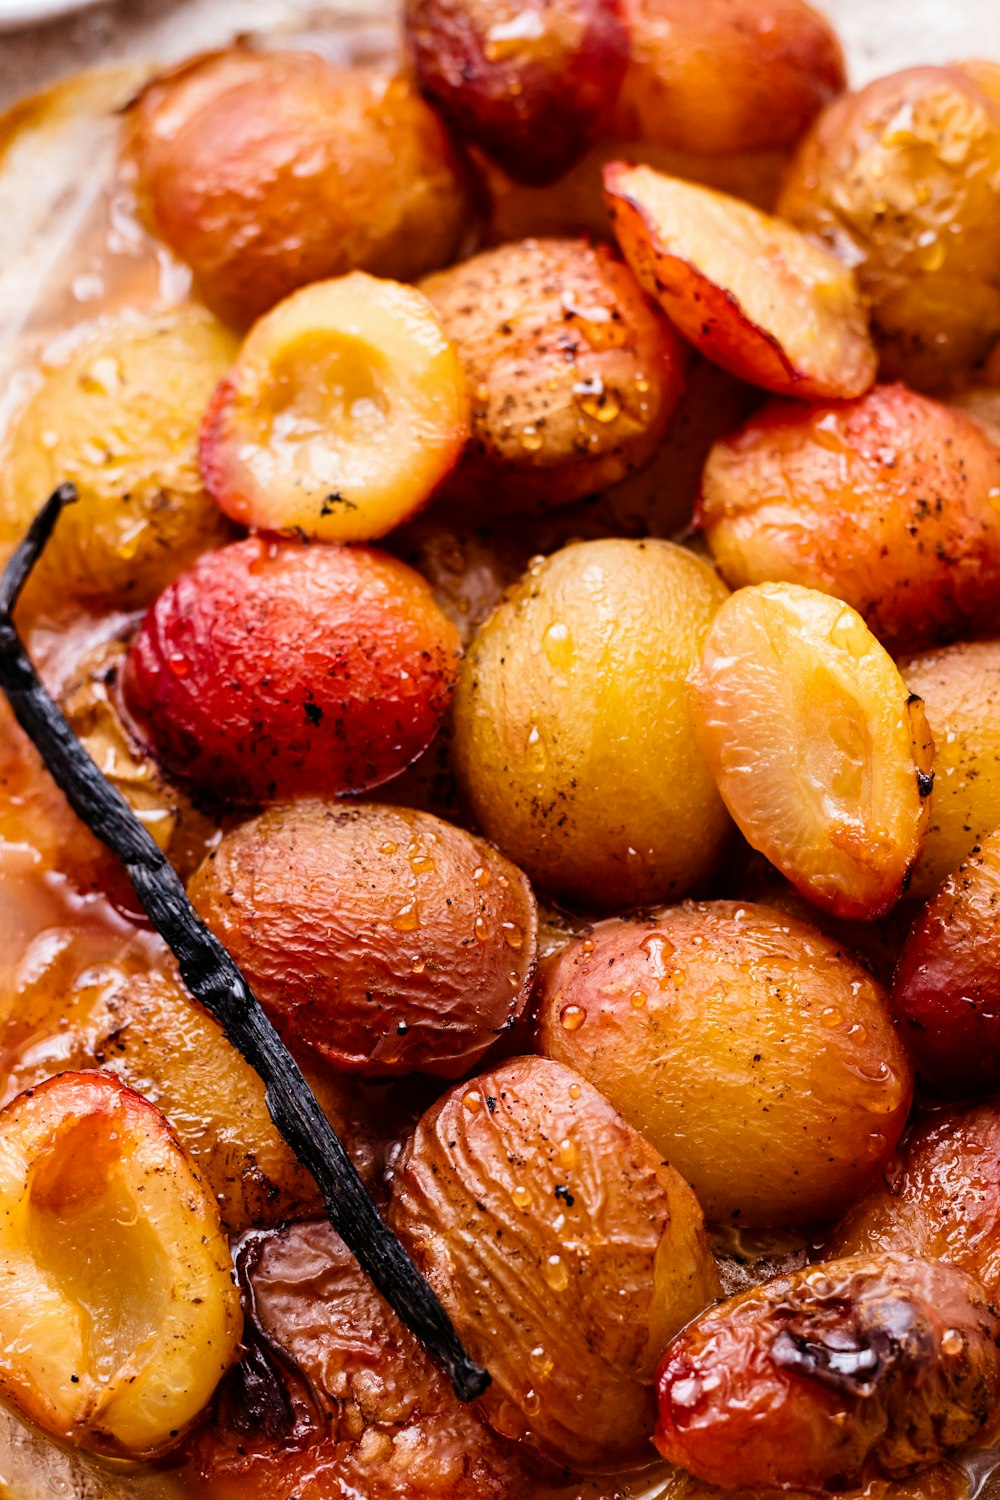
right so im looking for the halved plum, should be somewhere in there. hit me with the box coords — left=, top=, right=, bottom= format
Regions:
left=604, top=162, right=877, bottom=398
left=200, top=275, right=470, bottom=543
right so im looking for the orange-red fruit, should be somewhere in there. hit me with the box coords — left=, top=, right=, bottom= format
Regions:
left=655, top=1254, right=1000, bottom=1489
left=700, top=383, right=1000, bottom=654
left=693, top=583, right=934, bottom=919
left=126, top=50, right=471, bottom=326
left=199, top=275, right=469, bottom=543
left=121, top=538, right=461, bottom=804
left=405, top=0, right=628, bottom=186
left=188, top=801, right=537, bottom=1077
left=892, top=828, right=1000, bottom=1093
left=604, top=162, right=876, bottom=399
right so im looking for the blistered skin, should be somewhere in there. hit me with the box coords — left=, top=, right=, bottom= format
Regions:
left=901, top=641, right=1000, bottom=896
left=0, top=308, right=234, bottom=614
left=827, top=1101, right=1000, bottom=1300
left=121, top=537, right=461, bottom=804
left=388, top=1055, right=720, bottom=1470
left=693, top=583, right=934, bottom=919
left=188, top=801, right=538, bottom=1077
left=699, top=384, right=1000, bottom=655
left=604, top=163, right=876, bottom=400
left=778, top=66, right=1000, bottom=390
left=0, top=1073, right=241, bottom=1459
left=612, top=0, right=844, bottom=155
left=405, top=0, right=628, bottom=186
left=537, top=901, right=913, bottom=1227
left=126, top=50, right=471, bottom=326
left=656, top=1254, right=1000, bottom=1489
left=421, top=237, right=687, bottom=513
left=892, top=829, right=1000, bottom=1093
left=185, top=1220, right=529, bottom=1500
left=452, top=538, right=731, bottom=909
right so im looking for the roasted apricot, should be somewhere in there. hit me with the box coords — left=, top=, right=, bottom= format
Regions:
left=537, top=901, right=913, bottom=1226
left=0, top=1072, right=241, bottom=1458
left=389, top=1055, right=720, bottom=1470
left=421, top=237, right=687, bottom=513
left=121, top=537, right=461, bottom=804
left=199, top=274, right=469, bottom=543
left=612, top=0, right=845, bottom=157
left=693, top=583, right=934, bottom=919
left=185, top=1220, right=529, bottom=1500
left=188, top=801, right=537, bottom=1077
left=0, top=308, right=234, bottom=613
left=778, top=66, right=1000, bottom=391
left=699, top=383, right=1000, bottom=654
left=891, top=828, right=1000, bottom=1094
left=126, top=50, right=471, bottom=326
left=827, top=1100, right=1000, bottom=1300
left=604, top=162, right=876, bottom=399
left=405, top=0, right=627, bottom=185
left=452, top=538, right=731, bottom=909
left=656, top=1254, right=1000, bottom=1488
left=901, top=641, right=1000, bottom=895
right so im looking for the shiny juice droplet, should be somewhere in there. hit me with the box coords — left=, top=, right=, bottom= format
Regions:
left=543, top=621, right=574, bottom=672
left=512, top=1185, right=533, bottom=1210
left=501, top=922, right=524, bottom=950
left=392, top=901, right=419, bottom=933
left=474, top=914, right=490, bottom=943
left=631, top=990, right=647, bottom=1009
left=380, top=840, right=397, bottom=856
left=560, top=1004, right=586, bottom=1031
left=463, top=1091, right=483, bottom=1114
left=472, top=865, right=491, bottom=888
left=544, top=1255, right=569, bottom=1292
left=641, top=933, right=676, bottom=988
left=828, top=606, right=871, bottom=659
left=568, top=1082, right=582, bottom=1100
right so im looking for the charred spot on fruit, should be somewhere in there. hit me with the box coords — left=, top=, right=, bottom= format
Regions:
left=0, top=486, right=490, bottom=1407
left=770, top=1291, right=934, bottom=1397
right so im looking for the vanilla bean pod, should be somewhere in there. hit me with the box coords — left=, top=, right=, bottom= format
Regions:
left=0, top=485, right=489, bottom=1404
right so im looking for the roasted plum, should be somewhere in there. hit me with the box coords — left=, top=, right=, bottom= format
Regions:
left=778, top=65, right=1000, bottom=390
left=126, top=49, right=471, bottom=326
left=699, top=383, right=1000, bottom=655
left=421, top=236, right=688, bottom=513
left=655, top=1254, right=1000, bottom=1488
left=537, top=901, right=913, bottom=1226
left=389, top=1055, right=721, bottom=1469
left=405, top=0, right=628, bottom=185
left=452, top=537, right=732, bottom=909
left=185, top=1219, right=529, bottom=1500
left=693, top=583, right=934, bottom=918
left=605, top=162, right=876, bottom=399
left=0, top=1072, right=241, bottom=1458
left=188, top=801, right=537, bottom=1077
left=199, top=274, right=469, bottom=543
left=121, top=537, right=461, bottom=804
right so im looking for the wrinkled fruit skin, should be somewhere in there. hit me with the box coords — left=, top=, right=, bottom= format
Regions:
left=699, top=383, right=1000, bottom=655
left=185, top=1220, right=529, bottom=1500
left=121, top=537, right=461, bottom=805
left=537, top=901, right=913, bottom=1227
left=389, top=1054, right=720, bottom=1471
left=406, top=0, right=628, bottom=186
left=188, top=801, right=538, bottom=1077
left=656, top=1254, right=1000, bottom=1489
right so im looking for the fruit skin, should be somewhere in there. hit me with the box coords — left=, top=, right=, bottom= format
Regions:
left=126, top=50, right=471, bottom=327
left=537, top=901, right=913, bottom=1227
left=699, top=383, right=1000, bottom=655
left=389, top=1054, right=720, bottom=1471
left=778, top=66, right=1000, bottom=392
left=121, top=537, right=461, bottom=805
left=451, top=537, right=731, bottom=910
left=826, top=1099, right=1000, bottom=1301
left=891, top=828, right=1000, bottom=1094
left=901, top=640, right=1000, bottom=897
left=604, top=161, right=877, bottom=400
left=199, top=273, right=470, bottom=544
left=692, top=582, right=934, bottom=920
left=612, top=0, right=845, bottom=156
left=405, top=0, right=628, bottom=186
left=0, top=1071, right=241, bottom=1459
left=655, top=1254, right=1000, bottom=1490
left=421, top=237, right=688, bottom=514
left=184, top=1219, right=530, bottom=1500
left=0, top=307, right=234, bottom=614
left=188, top=801, right=537, bottom=1077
